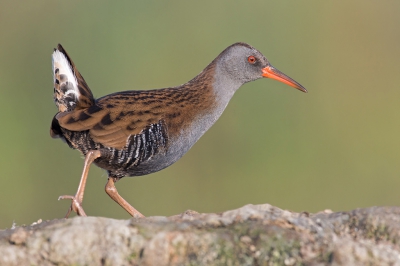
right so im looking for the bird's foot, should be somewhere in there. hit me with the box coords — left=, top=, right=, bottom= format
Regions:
left=58, top=195, right=87, bottom=218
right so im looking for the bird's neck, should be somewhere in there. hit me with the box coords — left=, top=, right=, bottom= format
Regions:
left=212, top=60, right=243, bottom=113
left=172, top=61, right=243, bottom=145
left=185, top=60, right=242, bottom=121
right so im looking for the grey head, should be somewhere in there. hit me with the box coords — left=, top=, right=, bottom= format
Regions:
left=214, top=42, right=307, bottom=94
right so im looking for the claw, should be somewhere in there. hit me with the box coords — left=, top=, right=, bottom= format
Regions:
left=58, top=195, right=74, bottom=200
left=58, top=195, right=87, bottom=217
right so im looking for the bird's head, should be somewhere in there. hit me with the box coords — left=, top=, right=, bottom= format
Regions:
left=217, top=42, right=307, bottom=93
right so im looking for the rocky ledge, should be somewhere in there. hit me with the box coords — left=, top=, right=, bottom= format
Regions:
left=1, top=204, right=400, bottom=265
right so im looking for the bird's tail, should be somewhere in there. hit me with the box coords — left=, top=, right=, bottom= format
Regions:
left=52, top=44, right=95, bottom=112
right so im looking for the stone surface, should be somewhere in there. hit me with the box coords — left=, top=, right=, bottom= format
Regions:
left=1, top=204, right=400, bottom=265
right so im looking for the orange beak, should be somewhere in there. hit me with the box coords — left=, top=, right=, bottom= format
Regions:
left=262, top=65, right=307, bottom=93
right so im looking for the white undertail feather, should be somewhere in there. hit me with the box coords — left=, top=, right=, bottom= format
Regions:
left=52, top=50, right=80, bottom=112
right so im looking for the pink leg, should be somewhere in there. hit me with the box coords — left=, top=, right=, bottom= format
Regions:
left=105, top=177, right=145, bottom=218
left=58, top=150, right=101, bottom=218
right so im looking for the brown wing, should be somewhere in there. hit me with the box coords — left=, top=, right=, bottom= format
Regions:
left=57, top=92, right=164, bottom=149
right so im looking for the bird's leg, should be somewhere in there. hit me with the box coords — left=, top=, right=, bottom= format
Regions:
left=58, top=150, right=101, bottom=218
left=105, top=177, right=145, bottom=218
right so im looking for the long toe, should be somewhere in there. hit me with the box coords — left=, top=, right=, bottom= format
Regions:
left=58, top=195, right=87, bottom=217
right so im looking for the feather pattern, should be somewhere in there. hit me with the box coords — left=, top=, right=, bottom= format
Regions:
left=55, top=64, right=217, bottom=150
left=52, top=50, right=79, bottom=112
left=52, top=44, right=94, bottom=112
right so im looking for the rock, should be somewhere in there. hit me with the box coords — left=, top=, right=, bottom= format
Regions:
left=1, top=204, right=400, bottom=265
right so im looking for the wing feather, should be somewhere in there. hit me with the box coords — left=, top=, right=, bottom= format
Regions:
left=57, top=96, right=163, bottom=149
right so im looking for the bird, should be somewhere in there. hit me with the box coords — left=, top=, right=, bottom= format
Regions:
left=50, top=42, right=307, bottom=218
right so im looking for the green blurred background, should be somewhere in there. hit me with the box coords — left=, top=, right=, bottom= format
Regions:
left=1, top=1, right=400, bottom=228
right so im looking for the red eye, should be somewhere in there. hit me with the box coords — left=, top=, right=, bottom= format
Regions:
left=247, top=56, right=256, bottom=64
